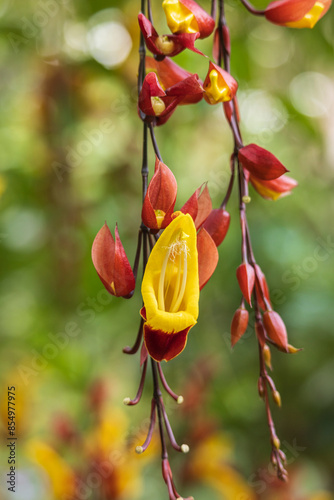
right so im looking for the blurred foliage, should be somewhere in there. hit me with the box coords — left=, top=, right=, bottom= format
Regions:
left=0, top=0, right=333, bottom=499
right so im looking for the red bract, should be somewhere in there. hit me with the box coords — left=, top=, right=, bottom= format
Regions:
left=197, top=227, right=219, bottom=290
left=238, top=144, right=288, bottom=181
left=92, top=223, right=135, bottom=298
left=263, top=311, right=289, bottom=352
left=250, top=174, right=298, bottom=201
left=236, top=262, right=255, bottom=306
left=138, top=72, right=203, bottom=125
left=265, top=0, right=331, bottom=28
left=162, top=0, right=215, bottom=39
left=142, top=158, right=177, bottom=231
left=255, top=264, right=271, bottom=311
left=203, top=61, right=238, bottom=105
left=138, top=13, right=204, bottom=57
left=203, top=208, right=230, bottom=246
left=146, top=57, right=203, bottom=105
left=181, top=183, right=212, bottom=229
left=231, top=307, right=249, bottom=347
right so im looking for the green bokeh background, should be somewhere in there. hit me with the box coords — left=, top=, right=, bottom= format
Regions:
left=0, top=0, right=333, bottom=498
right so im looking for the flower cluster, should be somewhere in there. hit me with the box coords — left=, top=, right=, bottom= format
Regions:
left=92, top=0, right=331, bottom=498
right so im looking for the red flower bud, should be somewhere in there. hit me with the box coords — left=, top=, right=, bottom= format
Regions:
left=203, top=61, right=238, bottom=105
left=142, top=158, right=177, bottom=231
left=162, top=0, right=215, bottom=39
left=238, top=144, right=289, bottom=181
left=263, top=311, right=289, bottom=351
left=236, top=262, right=255, bottom=306
left=92, top=223, right=135, bottom=298
left=197, top=227, right=219, bottom=290
left=203, top=208, right=230, bottom=247
left=181, top=183, right=212, bottom=229
left=255, top=264, right=271, bottom=310
left=138, top=13, right=204, bottom=57
left=231, top=307, right=249, bottom=347
left=265, top=0, right=331, bottom=28
left=250, top=174, right=298, bottom=200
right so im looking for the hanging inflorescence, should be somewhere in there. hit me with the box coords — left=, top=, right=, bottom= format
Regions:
left=92, top=0, right=331, bottom=498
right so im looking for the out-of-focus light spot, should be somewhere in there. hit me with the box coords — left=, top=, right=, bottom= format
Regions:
left=290, top=72, right=334, bottom=117
left=87, top=9, right=132, bottom=69
left=64, top=21, right=89, bottom=61
left=248, top=25, right=294, bottom=68
left=239, top=90, right=288, bottom=140
left=1, top=208, right=46, bottom=252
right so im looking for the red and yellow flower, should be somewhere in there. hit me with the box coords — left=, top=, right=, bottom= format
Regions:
left=141, top=213, right=199, bottom=362
left=203, top=61, right=238, bottom=105
left=265, top=0, right=332, bottom=28
left=162, top=0, right=215, bottom=39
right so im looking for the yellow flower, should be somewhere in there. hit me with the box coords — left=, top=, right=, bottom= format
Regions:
left=141, top=213, right=199, bottom=361
left=162, top=0, right=199, bottom=34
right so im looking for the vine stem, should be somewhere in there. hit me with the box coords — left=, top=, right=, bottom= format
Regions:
left=239, top=0, right=266, bottom=16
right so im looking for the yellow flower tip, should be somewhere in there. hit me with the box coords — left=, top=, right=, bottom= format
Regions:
left=151, top=96, right=166, bottom=116
left=285, top=1, right=324, bottom=28
left=110, top=281, right=116, bottom=294
left=242, top=195, right=251, bottom=204
left=273, top=390, right=282, bottom=407
left=154, top=209, right=166, bottom=229
left=162, top=0, right=199, bottom=34
left=272, top=436, right=281, bottom=450
left=204, top=70, right=230, bottom=105
left=181, top=444, right=190, bottom=453
left=135, top=445, right=144, bottom=454
left=177, top=395, right=184, bottom=405
left=155, top=36, right=175, bottom=55
left=123, top=397, right=131, bottom=405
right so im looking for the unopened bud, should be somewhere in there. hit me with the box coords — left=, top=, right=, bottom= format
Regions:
left=135, top=446, right=144, bottom=454
left=272, top=436, right=280, bottom=450
left=123, top=397, right=131, bottom=405
left=181, top=444, right=190, bottom=453
left=258, top=377, right=265, bottom=398
left=273, top=390, right=281, bottom=407
left=177, top=395, right=184, bottom=405
left=287, top=343, right=302, bottom=353
left=242, top=195, right=251, bottom=204
left=279, top=449, right=287, bottom=463
left=151, top=96, right=165, bottom=116
left=271, top=451, right=277, bottom=465
left=263, top=344, right=272, bottom=370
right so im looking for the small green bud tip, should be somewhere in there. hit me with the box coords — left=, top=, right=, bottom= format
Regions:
left=123, top=397, right=131, bottom=405
left=242, top=195, right=251, bottom=204
left=177, top=395, right=184, bottom=405
left=181, top=444, right=189, bottom=453
left=135, top=446, right=143, bottom=454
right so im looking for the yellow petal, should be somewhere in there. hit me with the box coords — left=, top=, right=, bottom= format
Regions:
left=204, top=70, right=231, bottom=104
left=141, top=213, right=199, bottom=333
left=162, top=0, right=199, bottom=34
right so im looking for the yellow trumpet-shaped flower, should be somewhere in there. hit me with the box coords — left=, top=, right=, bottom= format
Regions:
left=141, top=213, right=199, bottom=361
left=162, top=0, right=199, bottom=34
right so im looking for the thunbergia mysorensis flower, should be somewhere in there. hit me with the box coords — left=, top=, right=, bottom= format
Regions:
left=162, top=0, right=215, bottom=39
left=146, top=56, right=204, bottom=105
left=141, top=213, right=199, bottom=362
left=92, top=223, right=135, bottom=298
left=138, top=71, right=203, bottom=125
left=250, top=174, right=298, bottom=200
left=203, top=61, right=238, bottom=104
left=142, top=157, right=177, bottom=231
left=239, top=143, right=288, bottom=181
left=265, top=0, right=332, bottom=28
left=138, top=13, right=204, bottom=57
